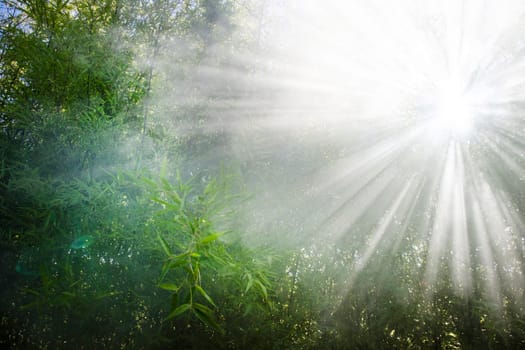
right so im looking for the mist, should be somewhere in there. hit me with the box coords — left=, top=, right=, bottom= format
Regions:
left=2, top=0, right=525, bottom=348
left=141, top=0, right=525, bottom=298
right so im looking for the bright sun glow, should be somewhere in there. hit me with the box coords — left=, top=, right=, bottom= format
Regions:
left=242, top=0, right=525, bottom=308
left=434, top=77, right=475, bottom=137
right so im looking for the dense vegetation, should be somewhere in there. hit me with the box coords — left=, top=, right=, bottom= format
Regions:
left=1, top=1, right=524, bottom=349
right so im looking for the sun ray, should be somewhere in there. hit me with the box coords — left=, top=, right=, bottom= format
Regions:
left=215, top=0, right=525, bottom=308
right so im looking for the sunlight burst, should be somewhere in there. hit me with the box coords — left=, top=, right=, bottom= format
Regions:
left=433, top=77, right=475, bottom=138
left=239, top=0, right=525, bottom=308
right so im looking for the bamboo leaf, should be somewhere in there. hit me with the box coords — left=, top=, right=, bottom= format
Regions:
left=159, top=283, right=179, bottom=292
left=245, top=274, right=254, bottom=294
left=164, top=303, right=191, bottom=321
left=167, top=257, right=188, bottom=269
left=193, top=303, right=223, bottom=333
left=157, top=234, right=172, bottom=256
left=254, top=279, right=268, bottom=300
left=160, top=252, right=190, bottom=281
left=151, top=197, right=177, bottom=209
left=159, top=158, right=168, bottom=179
left=171, top=292, right=179, bottom=310
left=160, top=261, right=170, bottom=281
left=179, top=191, right=186, bottom=211
left=243, top=304, right=253, bottom=316
left=199, top=232, right=223, bottom=245
left=195, top=285, right=216, bottom=307
left=21, top=288, right=40, bottom=296
left=167, top=190, right=182, bottom=206
left=189, top=221, right=196, bottom=235
left=140, top=177, right=157, bottom=188
left=193, top=302, right=213, bottom=314
left=95, top=291, right=119, bottom=300
left=172, top=251, right=191, bottom=262
left=43, top=210, right=55, bottom=230
left=21, top=302, right=40, bottom=310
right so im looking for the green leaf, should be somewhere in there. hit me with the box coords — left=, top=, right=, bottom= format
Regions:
left=171, top=292, right=179, bottom=310
left=189, top=221, right=196, bottom=235
left=160, top=253, right=190, bottom=281
left=159, top=158, right=168, bottom=179
left=160, top=261, right=171, bottom=281
left=167, top=190, right=182, bottom=206
left=243, top=304, right=253, bottom=316
left=167, top=257, right=189, bottom=269
left=199, top=232, right=223, bottom=245
left=160, top=178, right=173, bottom=191
left=245, top=274, right=254, bottom=294
left=151, top=197, right=177, bottom=209
left=43, top=210, right=55, bottom=230
left=193, top=302, right=213, bottom=314
left=140, top=176, right=157, bottom=188
left=194, top=285, right=216, bottom=307
left=254, top=279, right=268, bottom=300
left=172, top=251, right=191, bottom=262
left=157, top=234, right=172, bottom=256
left=164, top=303, right=191, bottom=321
left=95, top=291, right=120, bottom=300
left=159, top=283, right=179, bottom=292
left=168, top=258, right=188, bottom=270
left=193, top=303, right=223, bottom=333
left=21, top=302, right=40, bottom=310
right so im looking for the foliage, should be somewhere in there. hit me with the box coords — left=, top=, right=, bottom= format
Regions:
left=1, top=1, right=525, bottom=349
